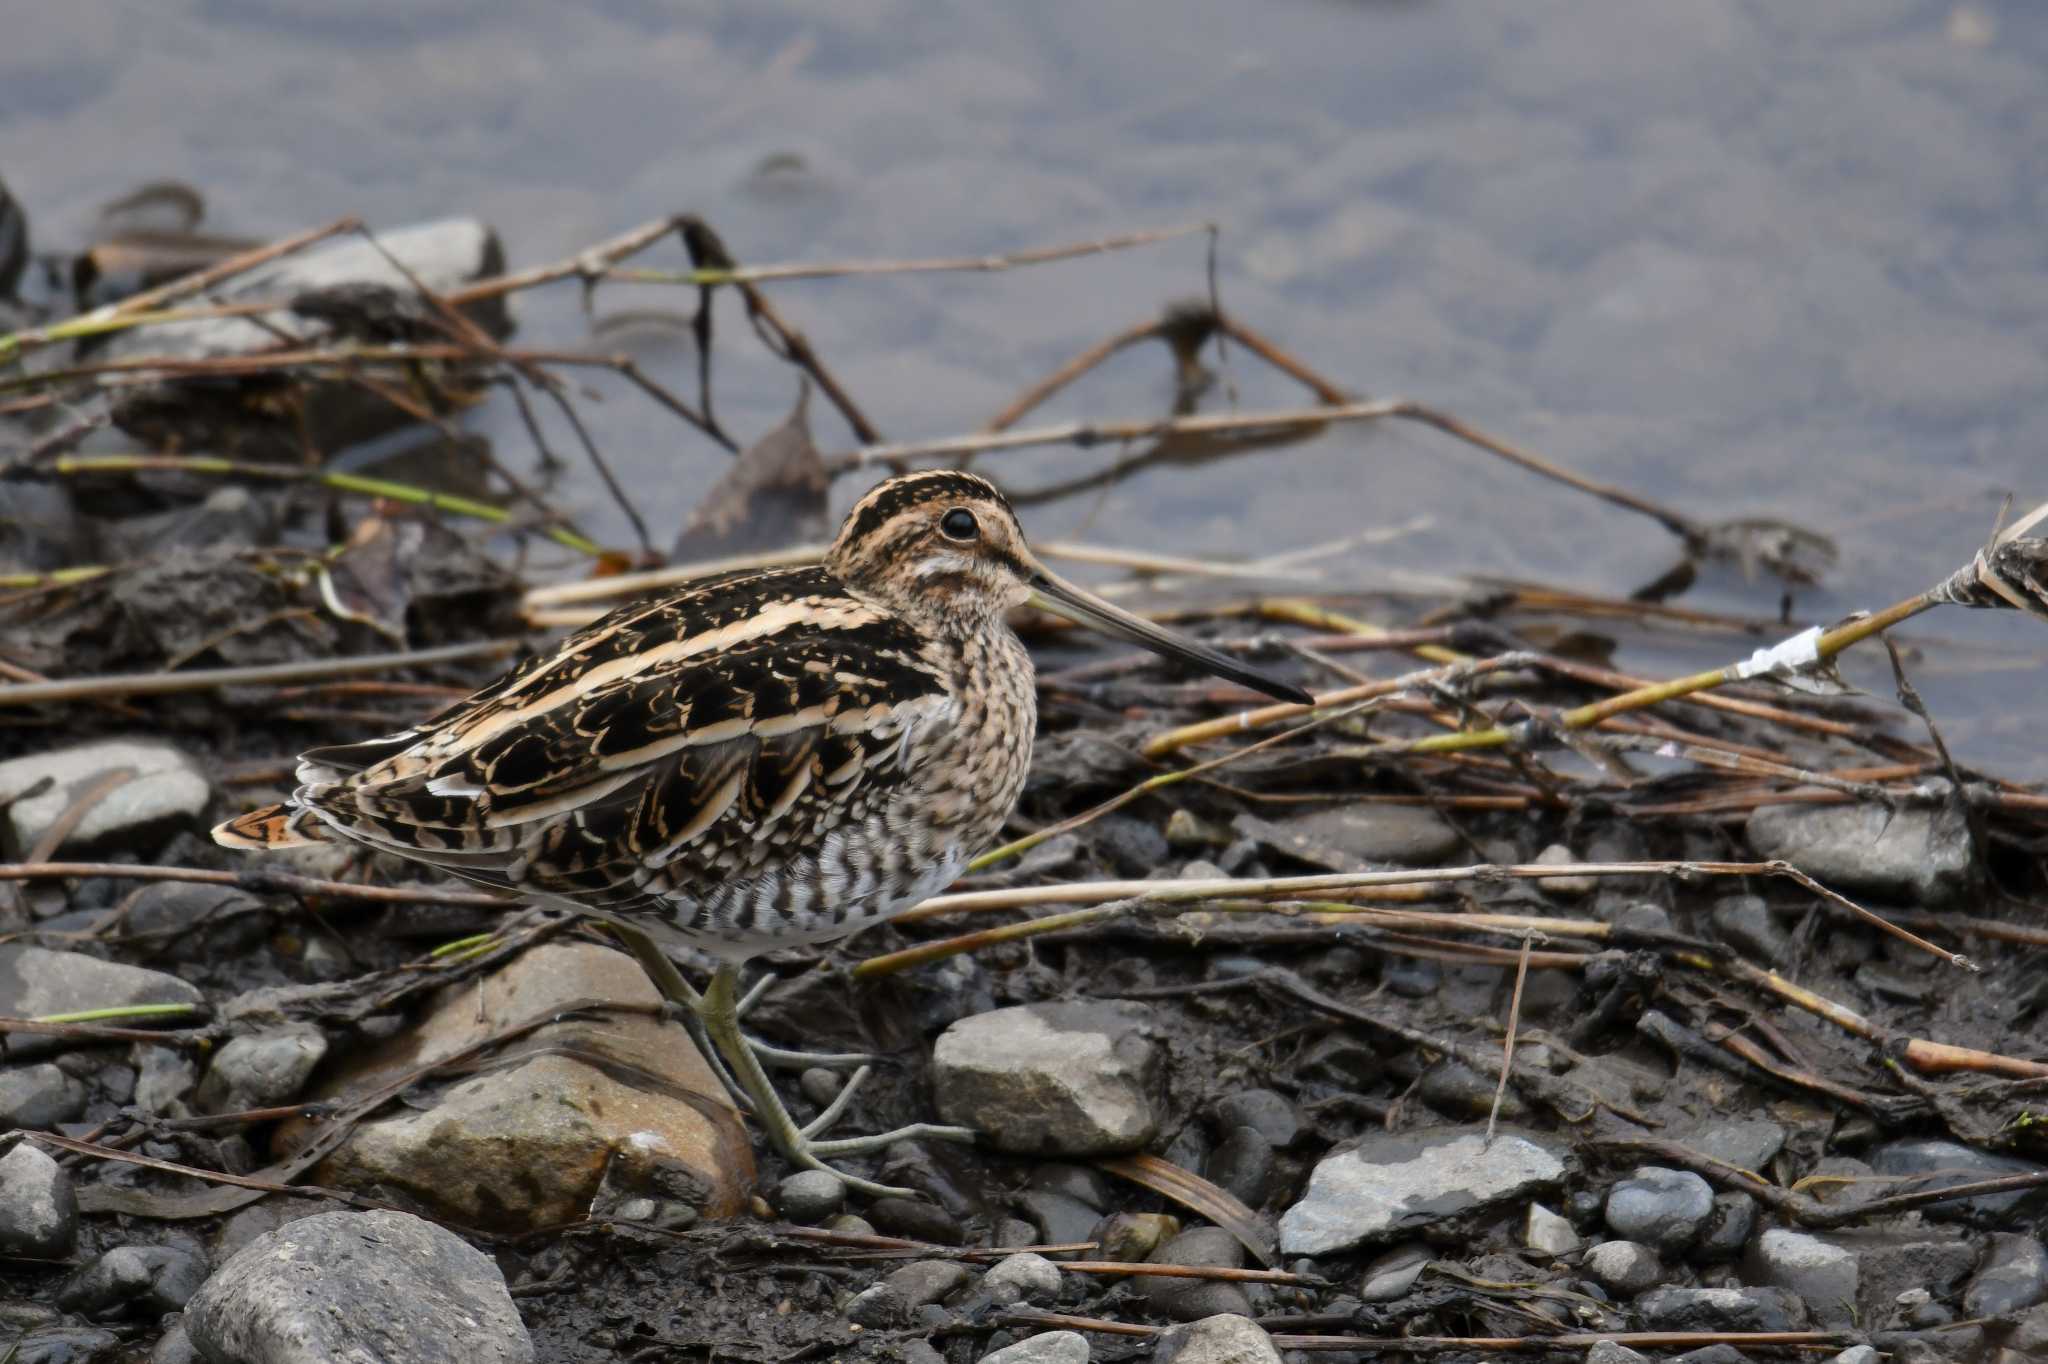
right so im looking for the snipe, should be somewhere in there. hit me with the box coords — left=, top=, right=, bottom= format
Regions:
left=216, top=469, right=1309, bottom=1195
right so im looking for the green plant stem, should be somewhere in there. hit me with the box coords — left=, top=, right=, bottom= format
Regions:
left=46, top=453, right=606, bottom=557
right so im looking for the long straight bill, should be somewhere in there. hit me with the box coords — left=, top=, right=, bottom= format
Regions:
left=1027, top=571, right=1312, bottom=705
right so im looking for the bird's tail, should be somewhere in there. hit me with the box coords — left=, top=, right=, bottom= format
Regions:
left=211, top=802, right=332, bottom=850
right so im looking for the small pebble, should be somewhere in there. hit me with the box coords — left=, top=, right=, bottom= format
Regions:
left=1523, top=1203, right=1578, bottom=1256
left=798, top=1068, right=843, bottom=1109
left=1028, top=1163, right=1115, bottom=1211
left=1582, top=1240, right=1664, bottom=1297
left=983, top=1252, right=1062, bottom=1306
left=1214, top=1089, right=1301, bottom=1147
left=775, top=1171, right=846, bottom=1224
left=0, top=1142, right=78, bottom=1260
left=1605, top=1167, right=1715, bottom=1253
left=57, top=1244, right=209, bottom=1320
left=1206, top=1125, right=1278, bottom=1207
left=868, top=1197, right=962, bottom=1244
left=846, top=1260, right=972, bottom=1327
left=1154, top=1313, right=1284, bottom=1364
left=0, top=1063, right=87, bottom=1130
left=1359, top=1243, right=1431, bottom=1301
left=1144, top=1227, right=1252, bottom=1321
left=1693, top=1192, right=1757, bottom=1263
left=1534, top=843, right=1596, bottom=897
left=1091, top=1211, right=1179, bottom=1262
left=976, top=1330, right=1089, bottom=1364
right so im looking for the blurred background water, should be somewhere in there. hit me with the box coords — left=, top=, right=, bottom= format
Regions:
left=4, top=0, right=2045, bottom=770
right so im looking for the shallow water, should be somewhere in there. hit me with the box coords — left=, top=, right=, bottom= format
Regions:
left=4, top=0, right=2045, bottom=772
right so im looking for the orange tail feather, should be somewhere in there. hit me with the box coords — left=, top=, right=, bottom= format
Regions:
left=211, top=803, right=330, bottom=850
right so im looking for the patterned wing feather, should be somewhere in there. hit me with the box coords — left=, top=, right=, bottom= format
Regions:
left=285, top=566, right=957, bottom=917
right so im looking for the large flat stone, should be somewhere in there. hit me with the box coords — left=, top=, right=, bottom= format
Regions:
left=933, top=1002, right=1161, bottom=1156
left=97, top=218, right=509, bottom=366
left=1279, top=1126, right=1567, bottom=1256
left=0, top=740, right=212, bottom=856
left=1234, top=806, right=1461, bottom=869
left=186, top=1209, right=532, bottom=1363
left=280, top=942, right=751, bottom=1230
left=0, top=945, right=205, bottom=1059
left=1746, top=799, right=1971, bottom=905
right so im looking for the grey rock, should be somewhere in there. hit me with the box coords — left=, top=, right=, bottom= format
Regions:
left=0, top=1142, right=78, bottom=1259
left=1280, top=1126, right=1566, bottom=1256
left=977, top=1331, right=1089, bottom=1364
left=152, top=1321, right=200, bottom=1364
left=0, top=945, right=204, bottom=1059
left=1233, top=806, right=1460, bottom=868
left=1154, top=1314, right=1284, bottom=1364
left=1612, top=902, right=1674, bottom=936
left=1145, top=1227, right=1254, bottom=1321
left=196, top=1027, right=328, bottom=1114
left=99, top=219, right=509, bottom=368
left=1746, top=799, right=1971, bottom=906
left=125, top=883, right=275, bottom=963
left=1604, top=1167, right=1715, bottom=1253
left=1207, top=1125, right=1279, bottom=1207
left=1027, top=1163, right=1116, bottom=1210
left=1838, top=1230, right=1980, bottom=1326
left=1828, top=1350, right=1878, bottom=1364
left=774, top=1170, right=846, bottom=1224
left=933, top=1002, right=1161, bottom=1155
left=2007, top=1301, right=2048, bottom=1354
left=1090, top=814, right=1169, bottom=873
left=57, top=1244, right=208, bottom=1320
left=9, top=1327, right=120, bottom=1362
left=0, top=740, right=212, bottom=856
left=1523, top=1202, right=1579, bottom=1256
left=847, top=1259, right=973, bottom=1327
left=1675, top=1118, right=1786, bottom=1173
left=1533, top=843, right=1597, bottom=897
left=1586, top=1344, right=1651, bottom=1364
left=1695, top=1192, right=1758, bottom=1263
left=1636, top=1285, right=1809, bottom=1333
left=1710, top=894, right=1791, bottom=963
left=983, top=1252, right=1062, bottom=1307
left=1964, top=1232, right=2048, bottom=1318
left=1670, top=1348, right=1748, bottom=1364
left=189, top=1212, right=530, bottom=1361
left=1583, top=1240, right=1665, bottom=1296
left=135, top=1045, right=201, bottom=1118
left=1870, top=1139, right=2048, bottom=1225
left=1358, top=1242, right=1431, bottom=1301
left=0, top=1062, right=86, bottom=1129
left=1017, top=1190, right=1102, bottom=1247
left=300, top=943, right=748, bottom=1230
left=1748, top=1229, right=1858, bottom=1327
left=1214, top=1089, right=1301, bottom=1147
left=1090, top=1211, right=1180, bottom=1263
left=1417, top=1057, right=1525, bottom=1121
left=867, top=1196, right=963, bottom=1245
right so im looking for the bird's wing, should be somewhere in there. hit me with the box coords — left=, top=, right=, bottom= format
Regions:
left=293, top=567, right=957, bottom=908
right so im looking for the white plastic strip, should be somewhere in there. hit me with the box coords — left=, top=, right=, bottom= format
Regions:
left=1733, top=624, right=1825, bottom=680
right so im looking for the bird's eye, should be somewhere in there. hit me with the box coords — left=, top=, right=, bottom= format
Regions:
left=940, top=508, right=979, bottom=541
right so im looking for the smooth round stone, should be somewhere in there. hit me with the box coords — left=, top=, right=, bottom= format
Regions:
left=775, top=1171, right=846, bottom=1224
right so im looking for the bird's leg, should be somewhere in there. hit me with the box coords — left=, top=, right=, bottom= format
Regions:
left=699, top=964, right=974, bottom=1199
left=729, top=971, right=877, bottom=1072
left=606, top=924, right=753, bottom=1116
left=607, top=926, right=975, bottom=1181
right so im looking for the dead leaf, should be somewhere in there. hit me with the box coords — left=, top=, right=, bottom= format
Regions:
left=670, top=380, right=830, bottom=562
